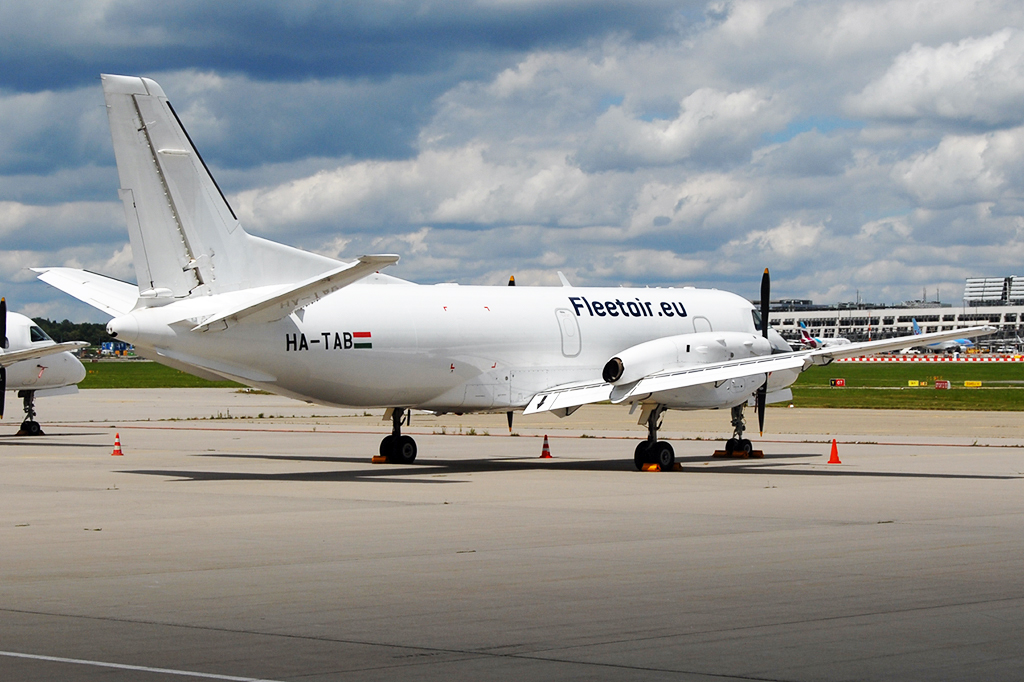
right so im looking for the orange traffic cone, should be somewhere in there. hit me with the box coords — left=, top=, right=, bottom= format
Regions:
left=827, top=438, right=841, bottom=464
left=111, top=432, right=124, bottom=456
left=540, top=434, right=552, bottom=458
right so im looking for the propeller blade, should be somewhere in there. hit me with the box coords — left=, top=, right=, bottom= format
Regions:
left=507, top=410, right=513, bottom=432
left=0, top=367, right=6, bottom=419
left=758, top=267, right=769, bottom=435
left=759, top=268, right=770, bottom=339
left=1, top=297, right=7, bottom=349
left=757, top=383, right=766, bottom=437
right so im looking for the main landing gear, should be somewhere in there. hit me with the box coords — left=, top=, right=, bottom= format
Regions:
left=633, top=404, right=675, bottom=471
left=724, top=404, right=754, bottom=457
left=379, top=408, right=417, bottom=464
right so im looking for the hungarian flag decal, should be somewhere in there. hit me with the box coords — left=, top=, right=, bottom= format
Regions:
left=353, top=331, right=372, bottom=349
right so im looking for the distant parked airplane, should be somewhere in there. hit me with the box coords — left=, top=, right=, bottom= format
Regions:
left=797, top=321, right=850, bottom=349
left=912, top=319, right=974, bottom=352
left=0, top=298, right=87, bottom=434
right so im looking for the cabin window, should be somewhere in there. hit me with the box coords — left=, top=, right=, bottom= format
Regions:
left=30, top=325, right=51, bottom=342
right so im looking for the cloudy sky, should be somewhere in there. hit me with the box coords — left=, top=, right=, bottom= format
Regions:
left=2, top=0, right=1024, bottom=321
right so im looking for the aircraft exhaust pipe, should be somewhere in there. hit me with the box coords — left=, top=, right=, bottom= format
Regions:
left=603, top=357, right=624, bottom=383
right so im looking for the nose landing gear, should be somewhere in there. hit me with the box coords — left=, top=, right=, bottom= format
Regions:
left=716, top=404, right=763, bottom=458
left=379, top=408, right=417, bottom=464
left=16, top=390, right=43, bottom=436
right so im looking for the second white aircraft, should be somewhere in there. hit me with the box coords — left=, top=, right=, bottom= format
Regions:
left=37, top=75, right=993, bottom=468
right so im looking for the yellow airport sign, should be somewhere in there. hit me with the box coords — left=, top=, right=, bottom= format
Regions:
left=908, top=380, right=919, bottom=386
left=965, top=381, right=982, bottom=387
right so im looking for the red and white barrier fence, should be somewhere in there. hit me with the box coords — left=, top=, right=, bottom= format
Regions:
left=837, top=356, right=1024, bottom=362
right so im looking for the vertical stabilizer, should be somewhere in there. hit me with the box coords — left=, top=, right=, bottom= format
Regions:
left=101, top=74, right=338, bottom=299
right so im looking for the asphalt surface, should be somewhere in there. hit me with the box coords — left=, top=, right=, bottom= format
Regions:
left=2, top=390, right=1022, bottom=681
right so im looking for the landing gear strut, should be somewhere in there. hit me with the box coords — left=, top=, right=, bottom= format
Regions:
left=633, top=404, right=674, bottom=471
left=379, top=408, right=417, bottom=464
left=17, top=390, right=43, bottom=436
left=724, top=404, right=753, bottom=457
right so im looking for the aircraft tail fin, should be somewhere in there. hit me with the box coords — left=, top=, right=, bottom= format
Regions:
left=101, top=74, right=339, bottom=300
left=911, top=319, right=922, bottom=335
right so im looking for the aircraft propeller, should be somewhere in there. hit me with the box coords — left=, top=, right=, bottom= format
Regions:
left=0, top=297, right=7, bottom=418
left=508, top=275, right=515, bottom=430
left=757, top=269, right=769, bottom=436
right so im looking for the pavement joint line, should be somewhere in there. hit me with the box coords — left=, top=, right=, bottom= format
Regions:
left=7, top=595, right=1024, bottom=680
left=0, top=609, right=787, bottom=681
left=0, top=650, right=282, bottom=681
left=47, top=423, right=1024, bottom=449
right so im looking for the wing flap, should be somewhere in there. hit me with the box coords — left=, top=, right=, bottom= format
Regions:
left=193, top=254, right=399, bottom=331
left=624, top=354, right=809, bottom=402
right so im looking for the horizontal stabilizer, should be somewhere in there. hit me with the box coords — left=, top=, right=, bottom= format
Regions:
left=0, top=341, right=88, bottom=368
left=193, top=254, right=399, bottom=332
left=32, top=268, right=138, bottom=317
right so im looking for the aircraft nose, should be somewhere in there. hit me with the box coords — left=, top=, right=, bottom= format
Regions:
left=67, top=353, right=87, bottom=384
left=107, top=314, right=139, bottom=343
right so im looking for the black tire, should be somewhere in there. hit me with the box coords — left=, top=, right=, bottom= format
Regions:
left=392, top=435, right=417, bottom=464
left=634, top=441, right=651, bottom=470
left=654, top=441, right=675, bottom=469
left=379, top=435, right=396, bottom=457
left=725, top=438, right=738, bottom=456
left=738, top=439, right=752, bottom=456
left=21, top=421, right=42, bottom=436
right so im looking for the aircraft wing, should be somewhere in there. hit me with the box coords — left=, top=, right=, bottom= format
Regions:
left=193, top=254, right=399, bottom=332
left=32, top=268, right=139, bottom=317
left=802, top=325, right=996, bottom=364
left=524, top=354, right=808, bottom=415
left=0, top=341, right=88, bottom=368
left=524, top=325, right=997, bottom=415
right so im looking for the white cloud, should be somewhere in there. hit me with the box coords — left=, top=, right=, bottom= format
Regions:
left=734, top=220, right=824, bottom=259
left=850, top=28, right=1024, bottom=125
left=893, top=126, right=1024, bottom=207
left=574, top=88, right=788, bottom=170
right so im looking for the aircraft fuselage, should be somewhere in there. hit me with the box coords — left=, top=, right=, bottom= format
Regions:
left=110, top=283, right=784, bottom=412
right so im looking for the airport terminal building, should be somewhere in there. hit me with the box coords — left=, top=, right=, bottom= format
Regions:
left=766, top=276, right=1024, bottom=351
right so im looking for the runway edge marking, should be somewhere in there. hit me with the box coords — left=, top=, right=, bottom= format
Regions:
left=0, top=650, right=283, bottom=682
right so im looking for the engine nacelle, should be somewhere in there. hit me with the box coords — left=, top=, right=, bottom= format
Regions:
left=602, top=332, right=772, bottom=385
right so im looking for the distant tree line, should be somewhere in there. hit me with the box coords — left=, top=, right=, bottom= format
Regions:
left=33, top=318, right=115, bottom=347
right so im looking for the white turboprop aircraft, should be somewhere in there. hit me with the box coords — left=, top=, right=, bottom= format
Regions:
left=0, top=298, right=87, bottom=434
left=34, top=75, right=995, bottom=467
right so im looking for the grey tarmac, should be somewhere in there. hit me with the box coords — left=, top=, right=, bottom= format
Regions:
left=1, top=389, right=1023, bottom=681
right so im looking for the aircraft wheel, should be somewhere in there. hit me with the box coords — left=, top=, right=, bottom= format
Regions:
left=634, top=441, right=651, bottom=470
left=20, top=420, right=42, bottom=436
left=724, top=438, right=738, bottom=456
left=379, top=435, right=396, bottom=457
left=737, top=439, right=752, bottom=456
left=653, top=441, right=675, bottom=469
left=392, top=435, right=417, bottom=464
